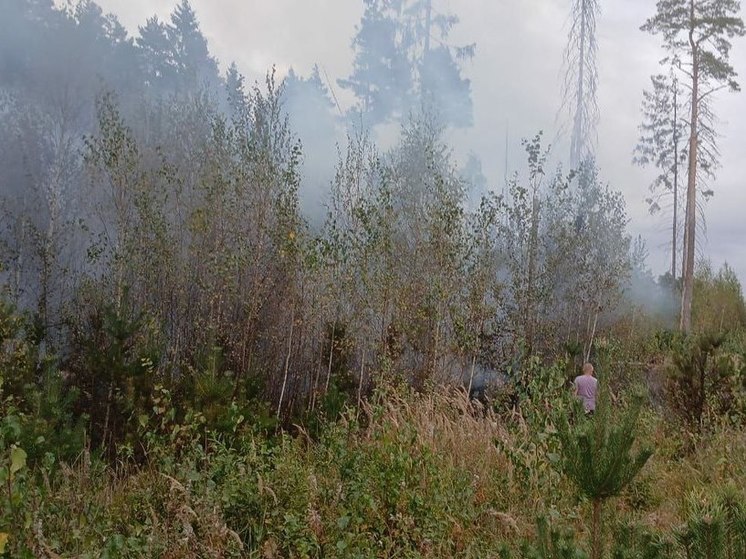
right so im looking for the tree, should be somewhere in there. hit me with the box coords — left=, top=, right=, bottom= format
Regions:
left=557, top=393, right=652, bottom=559
left=692, top=261, right=746, bottom=332
left=283, top=66, right=336, bottom=129
left=460, top=193, right=502, bottom=394
left=679, top=486, right=746, bottom=559
left=499, top=138, right=630, bottom=359
left=642, top=0, right=745, bottom=333
left=321, top=115, right=471, bottom=388
left=0, top=0, right=59, bottom=89
left=224, top=62, right=248, bottom=124
left=520, top=516, right=588, bottom=559
left=84, top=92, right=144, bottom=310
left=501, top=134, right=550, bottom=356
left=561, top=0, right=601, bottom=168
left=547, top=161, right=631, bottom=360
left=167, top=0, right=219, bottom=94
left=666, top=332, right=726, bottom=435
left=339, top=0, right=474, bottom=128
left=137, top=16, right=175, bottom=90
left=634, top=72, right=687, bottom=281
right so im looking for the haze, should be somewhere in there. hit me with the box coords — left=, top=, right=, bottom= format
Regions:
left=84, top=0, right=746, bottom=283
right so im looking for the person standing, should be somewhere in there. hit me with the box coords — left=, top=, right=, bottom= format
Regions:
left=574, top=362, right=598, bottom=414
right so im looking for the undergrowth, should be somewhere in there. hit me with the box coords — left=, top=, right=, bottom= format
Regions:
left=2, top=382, right=746, bottom=557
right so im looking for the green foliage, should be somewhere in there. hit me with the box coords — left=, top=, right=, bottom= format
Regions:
left=0, top=376, right=746, bottom=557
left=521, top=516, right=588, bottom=559
left=513, top=359, right=575, bottom=427
left=339, top=0, right=474, bottom=127
left=557, top=391, right=652, bottom=559
left=642, top=0, right=745, bottom=93
left=66, top=297, right=162, bottom=452
left=678, top=486, right=746, bottom=559
left=2, top=3, right=746, bottom=556
left=0, top=299, right=38, bottom=401
left=693, top=262, right=746, bottom=333
left=0, top=300, right=84, bottom=464
left=557, top=393, right=652, bottom=502
left=611, top=521, right=673, bottom=559
left=0, top=420, right=29, bottom=535
left=665, top=332, right=734, bottom=435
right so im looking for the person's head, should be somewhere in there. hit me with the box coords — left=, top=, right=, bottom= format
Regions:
left=582, top=362, right=594, bottom=376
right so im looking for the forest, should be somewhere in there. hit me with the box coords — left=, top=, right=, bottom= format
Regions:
left=1, top=0, right=746, bottom=557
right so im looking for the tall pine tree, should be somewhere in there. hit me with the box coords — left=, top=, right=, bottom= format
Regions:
left=339, top=0, right=474, bottom=127
left=634, top=71, right=687, bottom=281
left=562, top=0, right=601, bottom=169
left=167, top=0, right=219, bottom=94
left=642, top=0, right=745, bottom=333
left=137, top=16, right=175, bottom=90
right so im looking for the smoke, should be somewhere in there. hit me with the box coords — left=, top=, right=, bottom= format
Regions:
left=282, top=66, right=343, bottom=225
left=3, top=0, right=743, bottom=332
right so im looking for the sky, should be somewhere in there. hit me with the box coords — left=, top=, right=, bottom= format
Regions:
left=84, top=0, right=746, bottom=283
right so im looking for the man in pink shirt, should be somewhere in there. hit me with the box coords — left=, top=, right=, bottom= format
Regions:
left=574, top=362, right=598, bottom=414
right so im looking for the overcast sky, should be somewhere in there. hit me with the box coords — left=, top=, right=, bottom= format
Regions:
left=87, top=0, right=746, bottom=283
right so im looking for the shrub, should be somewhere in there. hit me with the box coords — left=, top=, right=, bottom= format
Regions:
left=557, top=391, right=652, bottom=559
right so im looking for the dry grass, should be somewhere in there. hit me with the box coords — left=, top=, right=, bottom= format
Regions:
left=15, top=385, right=746, bottom=557
left=359, top=387, right=571, bottom=540
left=364, top=388, right=507, bottom=472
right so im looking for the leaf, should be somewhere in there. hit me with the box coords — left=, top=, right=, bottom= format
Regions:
left=10, top=446, right=26, bottom=476
left=0, top=532, right=7, bottom=553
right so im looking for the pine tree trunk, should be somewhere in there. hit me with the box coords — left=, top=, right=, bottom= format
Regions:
left=424, top=0, right=432, bottom=56
left=591, top=497, right=603, bottom=559
left=680, top=1, right=699, bottom=334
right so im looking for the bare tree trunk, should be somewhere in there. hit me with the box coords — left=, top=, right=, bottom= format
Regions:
left=310, top=346, right=323, bottom=413
left=423, top=0, right=432, bottom=74
left=571, top=0, right=588, bottom=169
left=276, top=308, right=295, bottom=420
left=585, top=307, right=599, bottom=363
left=680, top=2, right=699, bottom=334
left=39, top=243, right=49, bottom=335
left=357, top=350, right=366, bottom=409
left=672, top=81, right=679, bottom=280
left=324, top=321, right=335, bottom=395
left=467, top=353, right=477, bottom=396
left=102, top=382, right=114, bottom=452
left=525, top=193, right=540, bottom=355
left=421, top=0, right=433, bottom=102
left=13, top=221, right=24, bottom=305
left=432, top=314, right=441, bottom=380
